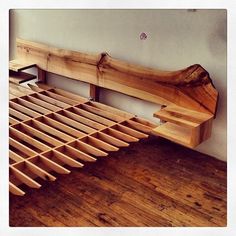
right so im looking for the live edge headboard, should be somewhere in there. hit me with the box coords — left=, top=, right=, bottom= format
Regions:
left=10, top=38, right=219, bottom=148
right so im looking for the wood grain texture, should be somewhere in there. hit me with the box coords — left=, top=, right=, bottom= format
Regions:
left=153, top=105, right=213, bottom=148
left=9, top=137, right=227, bottom=227
left=15, top=38, right=218, bottom=115
left=9, top=59, right=36, bottom=72
left=9, top=82, right=156, bottom=195
left=12, top=38, right=219, bottom=148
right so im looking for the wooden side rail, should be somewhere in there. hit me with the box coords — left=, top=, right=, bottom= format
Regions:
left=10, top=38, right=219, bottom=149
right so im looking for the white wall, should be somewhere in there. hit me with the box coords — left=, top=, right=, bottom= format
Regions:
left=9, top=9, right=227, bottom=161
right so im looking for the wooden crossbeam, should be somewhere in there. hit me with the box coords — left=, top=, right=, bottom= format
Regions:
left=9, top=82, right=156, bottom=196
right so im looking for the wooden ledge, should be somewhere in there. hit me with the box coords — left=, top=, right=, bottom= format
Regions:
left=152, top=122, right=193, bottom=148
left=152, top=105, right=213, bottom=148
left=9, top=59, right=36, bottom=72
left=14, top=38, right=219, bottom=115
left=9, top=70, right=36, bottom=84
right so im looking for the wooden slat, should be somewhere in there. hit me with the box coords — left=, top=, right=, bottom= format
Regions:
left=60, top=145, right=97, bottom=162
left=9, top=137, right=38, bottom=157
left=72, top=106, right=114, bottom=126
left=104, top=128, right=139, bottom=143
left=51, top=150, right=84, bottom=168
left=39, top=116, right=86, bottom=138
left=24, top=95, right=60, bottom=112
left=17, top=98, right=51, bottom=114
left=69, top=140, right=108, bottom=157
left=38, top=155, right=70, bottom=174
left=93, top=132, right=129, bottom=148
left=34, top=93, right=69, bottom=108
left=90, top=101, right=134, bottom=119
left=9, top=117, right=19, bottom=125
left=9, top=107, right=31, bottom=121
left=58, top=110, right=100, bottom=132
left=9, top=87, right=26, bottom=97
left=126, top=119, right=156, bottom=133
left=52, top=88, right=88, bottom=103
left=61, top=109, right=106, bottom=130
left=9, top=70, right=36, bottom=84
left=9, top=150, right=24, bottom=163
left=9, top=93, right=17, bottom=100
left=35, top=82, right=57, bottom=90
left=81, top=104, right=124, bottom=122
left=116, top=124, right=149, bottom=139
left=53, top=112, right=96, bottom=134
left=9, top=101, right=41, bottom=118
left=10, top=127, right=50, bottom=152
left=31, top=120, right=74, bottom=142
left=80, top=136, right=119, bottom=152
left=27, top=83, right=45, bottom=92
left=44, top=90, right=79, bottom=105
left=10, top=166, right=41, bottom=188
left=9, top=59, right=36, bottom=72
left=10, top=82, right=35, bottom=96
left=9, top=182, right=25, bottom=196
left=24, top=161, right=56, bottom=181
left=19, top=123, right=63, bottom=147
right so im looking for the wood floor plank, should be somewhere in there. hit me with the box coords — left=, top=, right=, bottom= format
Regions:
left=9, top=136, right=226, bottom=227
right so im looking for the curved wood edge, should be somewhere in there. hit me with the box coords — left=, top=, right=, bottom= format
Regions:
left=99, top=54, right=212, bottom=87
left=14, top=38, right=219, bottom=116
left=99, top=54, right=218, bottom=115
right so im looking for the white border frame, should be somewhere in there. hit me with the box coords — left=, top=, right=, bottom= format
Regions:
left=1, top=1, right=235, bottom=236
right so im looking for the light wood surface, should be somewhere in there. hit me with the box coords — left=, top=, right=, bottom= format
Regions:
left=9, top=39, right=220, bottom=195
left=153, top=105, right=213, bottom=148
left=9, top=82, right=156, bottom=195
left=9, top=59, right=36, bottom=72
left=8, top=39, right=224, bottom=227
left=10, top=38, right=219, bottom=148
left=14, top=38, right=218, bottom=115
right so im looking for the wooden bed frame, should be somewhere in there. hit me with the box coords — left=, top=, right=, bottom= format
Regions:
left=9, top=39, right=219, bottom=196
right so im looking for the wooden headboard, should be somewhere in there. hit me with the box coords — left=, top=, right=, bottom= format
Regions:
left=10, top=38, right=219, bottom=148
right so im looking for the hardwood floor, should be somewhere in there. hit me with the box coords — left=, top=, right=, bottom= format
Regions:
left=9, top=136, right=227, bottom=227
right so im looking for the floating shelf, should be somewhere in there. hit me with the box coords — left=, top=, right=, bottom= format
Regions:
left=9, top=59, right=36, bottom=72
left=152, top=105, right=213, bottom=148
left=152, top=122, right=193, bottom=148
